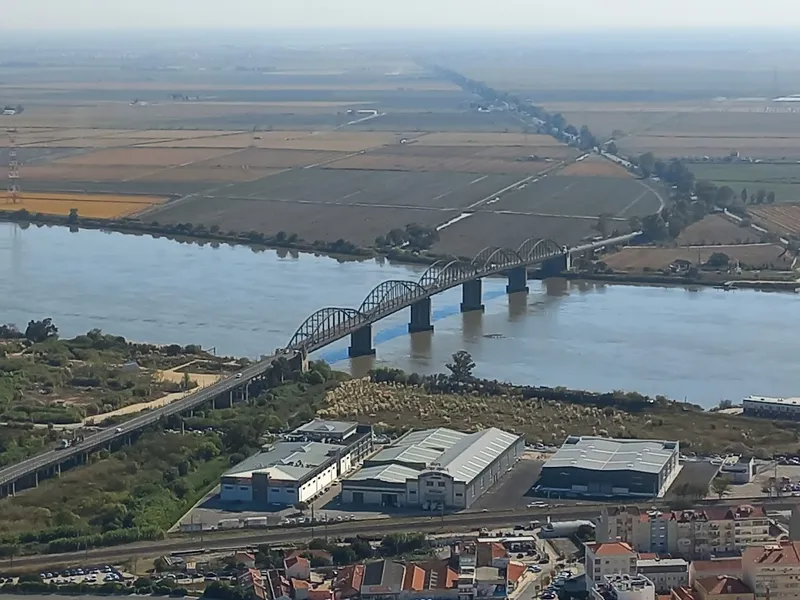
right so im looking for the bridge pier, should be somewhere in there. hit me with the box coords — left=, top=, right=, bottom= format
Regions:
left=461, top=279, right=484, bottom=312
left=506, top=266, right=529, bottom=294
left=348, top=324, right=376, bottom=358
left=289, top=351, right=309, bottom=373
left=540, top=253, right=571, bottom=276
left=408, top=298, right=434, bottom=333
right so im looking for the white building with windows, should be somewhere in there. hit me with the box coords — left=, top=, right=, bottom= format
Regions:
left=585, top=542, right=638, bottom=586
left=341, top=427, right=524, bottom=510
left=220, top=420, right=372, bottom=506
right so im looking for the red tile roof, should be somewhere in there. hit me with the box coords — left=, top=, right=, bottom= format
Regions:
left=506, top=561, right=526, bottom=584
left=743, top=541, right=800, bottom=566
left=690, top=557, right=742, bottom=573
left=292, top=579, right=310, bottom=591
left=285, top=556, right=310, bottom=570
left=586, top=541, right=635, bottom=556
left=402, top=566, right=426, bottom=591
left=696, top=575, right=752, bottom=595
left=334, top=564, right=364, bottom=598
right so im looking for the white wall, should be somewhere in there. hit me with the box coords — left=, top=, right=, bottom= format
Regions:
left=298, top=462, right=338, bottom=503
left=221, top=482, right=253, bottom=503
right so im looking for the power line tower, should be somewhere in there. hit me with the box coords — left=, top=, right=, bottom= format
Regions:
left=6, top=127, right=20, bottom=204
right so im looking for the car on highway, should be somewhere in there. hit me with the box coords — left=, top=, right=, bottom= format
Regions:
left=235, top=373, right=243, bottom=379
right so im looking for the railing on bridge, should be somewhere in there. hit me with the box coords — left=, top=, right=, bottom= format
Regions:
left=286, top=237, right=565, bottom=353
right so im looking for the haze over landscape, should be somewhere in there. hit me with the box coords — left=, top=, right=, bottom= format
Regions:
left=3, top=0, right=800, bottom=30
left=2, top=3, right=800, bottom=592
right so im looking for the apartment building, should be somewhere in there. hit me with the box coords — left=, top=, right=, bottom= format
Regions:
left=636, top=557, right=689, bottom=593
left=671, top=576, right=754, bottom=600
left=599, top=505, right=771, bottom=558
left=742, top=542, right=800, bottom=600
left=585, top=542, right=638, bottom=585
left=592, top=574, right=655, bottom=600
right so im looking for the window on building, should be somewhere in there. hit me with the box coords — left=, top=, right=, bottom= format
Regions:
left=437, top=482, right=445, bottom=488
left=426, top=481, right=434, bottom=487
left=456, top=492, right=463, bottom=497
left=410, top=490, right=417, bottom=494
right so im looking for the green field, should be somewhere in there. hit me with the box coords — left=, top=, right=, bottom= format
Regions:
left=690, top=163, right=800, bottom=203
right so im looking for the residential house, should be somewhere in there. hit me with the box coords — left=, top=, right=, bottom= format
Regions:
left=238, top=568, right=266, bottom=600
left=689, top=559, right=743, bottom=586
left=742, top=541, right=800, bottom=600
left=235, top=552, right=256, bottom=569
left=335, top=564, right=364, bottom=599
left=637, top=557, right=689, bottom=593
left=264, top=569, right=291, bottom=600
left=361, top=560, right=406, bottom=600
left=285, top=556, right=312, bottom=581
left=585, top=541, right=638, bottom=585
left=670, top=576, right=754, bottom=600
left=599, top=506, right=771, bottom=558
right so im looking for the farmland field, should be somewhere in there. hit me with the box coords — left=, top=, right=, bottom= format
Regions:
left=604, top=244, right=792, bottom=271
left=0, top=191, right=166, bottom=218
left=749, top=204, right=800, bottom=237
left=482, top=172, right=662, bottom=218
left=676, top=214, right=761, bottom=245
left=690, top=163, right=800, bottom=203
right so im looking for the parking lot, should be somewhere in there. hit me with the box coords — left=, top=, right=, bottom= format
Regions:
left=471, top=455, right=545, bottom=511
left=25, top=565, right=134, bottom=587
left=729, top=462, right=800, bottom=499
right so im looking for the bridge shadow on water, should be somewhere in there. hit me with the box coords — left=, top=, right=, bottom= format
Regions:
left=318, top=289, right=508, bottom=365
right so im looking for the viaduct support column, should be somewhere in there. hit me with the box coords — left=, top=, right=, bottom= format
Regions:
left=289, top=350, right=309, bottom=373
left=348, top=324, right=375, bottom=358
left=541, top=253, right=571, bottom=276
left=506, top=267, right=529, bottom=294
left=461, top=279, right=484, bottom=312
left=408, top=297, right=434, bottom=333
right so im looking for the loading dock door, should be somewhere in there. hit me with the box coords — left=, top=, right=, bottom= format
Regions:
left=382, top=493, right=398, bottom=507
left=352, top=491, right=364, bottom=505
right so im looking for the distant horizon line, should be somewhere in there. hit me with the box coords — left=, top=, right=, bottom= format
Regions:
left=1, top=25, right=800, bottom=33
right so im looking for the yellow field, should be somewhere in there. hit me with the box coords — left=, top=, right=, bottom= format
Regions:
left=0, top=192, right=166, bottom=218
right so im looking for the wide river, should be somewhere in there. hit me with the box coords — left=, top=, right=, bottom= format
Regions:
left=1, top=223, right=798, bottom=408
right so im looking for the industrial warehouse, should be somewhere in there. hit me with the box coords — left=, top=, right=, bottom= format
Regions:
left=535, top=436, right=680, bottom=498
left=341, top=426, right=524, bottom=509
left=220, top=420, right=373, bottom=505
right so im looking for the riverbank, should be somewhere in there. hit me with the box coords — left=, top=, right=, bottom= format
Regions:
left=0, top=209, right=442, bottom=267
left=562, top=270, right=800, bottom=291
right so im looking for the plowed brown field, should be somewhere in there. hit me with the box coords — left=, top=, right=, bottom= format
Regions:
left=605, top=244, right=791, bottom=270
left=749, top=204, right=800, bottom=237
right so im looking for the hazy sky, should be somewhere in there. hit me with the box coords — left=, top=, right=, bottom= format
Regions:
left=2, top=0, right=800, bottom=31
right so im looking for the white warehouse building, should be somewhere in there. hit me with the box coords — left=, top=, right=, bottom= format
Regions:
left=220, top=420, right=373, bottom=506
left=341, top=427, right=524, bottom=510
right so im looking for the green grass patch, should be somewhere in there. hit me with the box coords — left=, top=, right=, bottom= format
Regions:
left=691, top=163, right=800, bottom=203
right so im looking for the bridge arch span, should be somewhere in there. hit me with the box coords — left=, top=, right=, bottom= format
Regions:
left=517, top=238, right=563, bottom=262
left=358, top=280, right=426, bottom=314
left=419, top=259, right=478, bottom=289
left=471, top=246, right=522, bottom=270
left=287, top=307, right=367, bottom=350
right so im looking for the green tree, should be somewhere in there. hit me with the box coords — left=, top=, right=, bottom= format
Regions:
left=711, top=476, right=733, bottom=500
left=332, top=545, right=357, bottom=565
left=25, top=318, right=58, bottom=343
left=605, top=141, right=618, bottom=155
left=446, top=350, right=475, bottom=382
left=756, top=189, right=767, bottom=205
left=67, top=208, right=79, bottom=224
left=182, top=372, right=192, bottom=391
left=294, top=501, right=309, bottom=514
left=594, top=213, right=612, bottom=237
left=706, top=252, right=730, bottom=268
left=715, top=186, right=736, bottom=208
left=638, top=152, right=656, bottom=177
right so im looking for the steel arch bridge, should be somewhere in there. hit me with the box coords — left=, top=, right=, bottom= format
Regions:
left=286, top=236, right=566, bottom=353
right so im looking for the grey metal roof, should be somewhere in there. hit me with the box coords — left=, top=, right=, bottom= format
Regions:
left=367, top=444, right=443, bottom=468
left=292, top=419, right=357, bottom=436
left=432, top=428, right=521, bottom=483
left=543, top=436, right=677, bottom=474
left=345, top=463, right=421, bottom=484
left=362, top=560, right=405, bottom=588
left=348, top=426, right=521, bottom=486
left=224, top=441, right=341, bottom=481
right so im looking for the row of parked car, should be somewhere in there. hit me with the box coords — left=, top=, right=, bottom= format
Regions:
left=39, top=565, right=131, bottom=585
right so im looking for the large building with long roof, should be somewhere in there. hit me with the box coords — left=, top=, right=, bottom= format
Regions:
left=220, top=420, right=373, bottom=505
left=341, top=426, right=524, bottom=509
left=536, top=436, right=680, bottom=498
